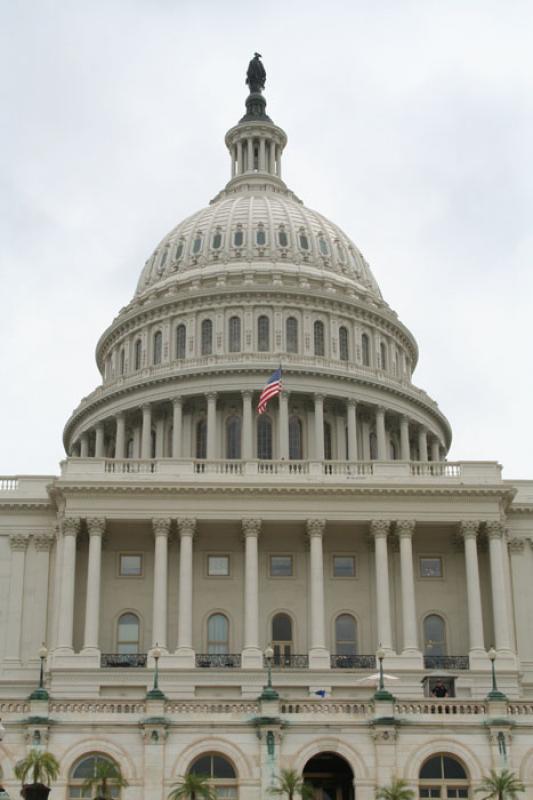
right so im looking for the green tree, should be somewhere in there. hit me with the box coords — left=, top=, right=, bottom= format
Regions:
left=476, top=769, right=525, bottom=800
left=375, top=777, right=415, bottom=800
left=268, top=768, right=314, bottom=800
left=168, top=773, right=218, bottom=800
left=82, top=759, right=128, bottom=800
left=14, top=750, right=60, bottom=787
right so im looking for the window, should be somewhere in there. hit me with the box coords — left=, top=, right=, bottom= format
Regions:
left=270, top=555, right=293, bottom=577
left=228, top=316, right=241, bottom=352
left=176, top=324, right=186, bottom=359
left=175, top=240, right=184, bottom=261
left=119, top=554, right=142, bottom=577
left=189, top=754, right=237, bottom=799
left=69, top=755, right=123, bottom=800
left=226, top=415, right=241, bottom=459
left=314, top=320, right=325, bottom=356
left=423, top=614, right=446, bottom=656
left=335, top=614, right=357, bottom=655
left=256, top=226, right=266, bottom=246
left=212, top=230, right=223, bottom=250
left=333, top=555, right=355, bottom=577
left=420, top=557, right=443, bottom=578
left=299, top=231, right=310, bottom=251
left=207, top=614, right=229, bottom=654
left=208, top=555, right=230, bottom=576
left=153, top=331, right=162, bottom=365
left=257, top=315, right=270, bottom=351
left=286, top=317, right=298, bottom=353
left=192, top=233, right=203, bottom=255
left=201, top=319, right=213, bottom=355
left=339, top=326, right=349, bottom=361
left=257, top=415, right=272, bottom=459
left=336, top=242, right=346, bottom=264
left=318, top=236, right=328, bottom=255
left=419, top=754, right=469, bottom=799
left=119, top=348, right=125, bottom=376
left=288, top=416, right=302, bottom=460
left=150, top=429, right=156, bottom=459
left=380, top=341, right=387, bottom=370
left=324, top=421, right=332, bottom=460
left=117, top=613, right=140, bottom=654
left=361, top=333, right=370, bottom=366
left=272, top=612, right=293, bottom=665
left=196, top=419, right=207, bottom=459
left=278, top=228, right=289, bottom=247
left=134, top=339, right=142, bottom=371
left=233, top=229, right=244, bottom=248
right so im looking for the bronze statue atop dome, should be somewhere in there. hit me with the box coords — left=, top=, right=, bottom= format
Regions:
left=246, top=52, right=266, bottom=93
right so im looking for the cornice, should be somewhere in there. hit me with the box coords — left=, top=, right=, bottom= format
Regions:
left=507, top=505, right=533, bottom=515
left=0, top=500, right=54, bottom=511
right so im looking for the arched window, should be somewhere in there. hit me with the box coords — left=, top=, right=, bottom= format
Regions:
left=176, top=324, right=186, bottom=359
left=314, top=320, right=325, bottom=356
left=175, top=240, right=184, bottom=261
left=233, top=228, right=244, bottom=248
left=134, top=339, right=142, bottom=371
left=419, top=754, right=469, bottom=798
left=257, top=416, right=272, bottom=460
left=423, top=614, right=446, bottom=656
left=339, top=326, right=349, bottom=361
left=196, top=420, right=207, bottom=459
left=117, top=613, right=140, bottom=654
left=69, top=754, right=124, bottom=800
left=278, top=227, right=289, bottom=248
left=361, top=333, right=370, bottom=366
left=228, top=316, right=241, bottom=353
left=335, top=614, right=357, bottom=655
left=211, top=229, right=223, bottom=250
left=201, top=319, right=213, bottom=355
left=272, top=612, right=293, bottom=665
left=119, top=348, right=125, bottom=376
left=379, top=341, right=387, bottom=370
left=257, top=315, right=270, bottom=351
left=207, top=614, right=229, bottom=654
left=289, top=416, right=302, bottom=460
left=299, top=230, right=310, bottom=251
left=226, top=415, right=241, bottom=459
left=189, top=754, right=237, bottom=799
left=153, top=331, right=162, bottom=365
left=286, top=317, right=298, bottom=353
left=369, top=432, right=378, bottom=461
left=324, top=421, right=332, bottom=461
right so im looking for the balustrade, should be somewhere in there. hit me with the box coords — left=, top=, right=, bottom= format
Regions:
left=100, top=653, right=148, bottom=668
left=330, top=654, right=376, bottom=669
left=195, top=653, right=242, bottom=668
left=423, top=655, right=469, bottom=670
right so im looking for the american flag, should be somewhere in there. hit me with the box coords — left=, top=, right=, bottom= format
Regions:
left=257, top=367, right=282, bottom=414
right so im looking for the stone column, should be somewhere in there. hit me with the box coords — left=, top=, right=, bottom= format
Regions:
left=242, top=519, right=262, bottom=668
left=269, top=142, right=276, bottom=173
left=259, top=138, right=266, bottom=171
left=347, top=400, right=358, bottom=460
left=206, top=392, right=217, bottom=460
left=172, top=396, right=183, bottom=458
left=56, top=518, right=81, bottom=651
left=314, top=395, right=325, bottom=461
left=176, top=518, right=196, bottom=666
left=80, top=433, right=89, bottom=458
left=278, top=391, right=289, bottom=460
left=141, top=404, right=152, bottom=459
left=33, top=532, right=55, bottom=650
left=82, top=518, right=105, bottom=653
left=242, top=391, right=253, bottom=460
left=460, top=521, right=485, bottom=656
left=237, top=140, right=243, bottom=174
left=307, top=519, right=330, bottom=668
left=371, top=520, right=393, bottom=652
left=397, top=520, right=419, bottom=654
left=5, top=533, right=30, bottom=661
left=418, top=427, right=428, bottom=462
left=400, top=416, right=410, bottom=460
left=431, top=437, right=441, bottom=462
left=95, top=422, right=105, bottom=458
left=487, top=522, right=512, bottom=652
left=115, top=413, right=126, bottom=459
left=376, top=407, right=387, bottom=460
left=152, top=518, right=171, bottom=651
left=247, top=138, right=253, bottom=171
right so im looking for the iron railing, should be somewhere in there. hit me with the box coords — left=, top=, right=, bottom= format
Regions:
left=195, top=654, right=242, bottom=668
left=265, top=654, right=309, bottom=669
left=101, top=653, right=147, bottom=668
left=423, top=655, right=470, bottom=670
left=330, top=654, right=377, bottom=669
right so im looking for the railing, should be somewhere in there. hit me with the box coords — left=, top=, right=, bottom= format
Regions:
left=195, top=653, right=242, bottom=668
left=195, top=460, right=244, bottom=475
left=257, top=460, right=309, bottom=475
left=104, top=460, right=156, bottom=474
left=281, top=701, right=370, bottom=715
left=165, top=701, right=260, bottom=714
left=330, top=654, right=376, bottom=669
left=0, top=477, right=19, bottom=491
left=410, top=462, right=462, bottom=478
left=265, top=654, right=309, bottom=669
left=100, top=653, right=147, bottom=668
left=324, top=462, right=374, bottom=476
left=395, top=701, right=486, bottom=715
left=423, top=655, right=470, bottom=670
left=49, top=701, right=146, bottom=713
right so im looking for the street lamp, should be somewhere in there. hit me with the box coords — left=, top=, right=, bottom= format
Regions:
left=373, top=645, right=394, bottom=701
left=146, top=644, right=165, bottom=700
left=487, top=647, right=506, bottom=701
left=259, top=645, right=279, bottom=701
left=29, top=643, right=49, bottom=701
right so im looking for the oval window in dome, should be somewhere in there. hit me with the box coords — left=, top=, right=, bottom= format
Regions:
left=278, top=230, right=289, bottom=248
left=234, top=230, right=244, bottom=247
left=318, top=237, right=328, bottom=256
left=299, top=233, right=310, bottom=251
left=256, top=228, right=266, bottom=246
left=192, top=235, right=203, bottom=255
left=212, top=231, right=222, bottom=250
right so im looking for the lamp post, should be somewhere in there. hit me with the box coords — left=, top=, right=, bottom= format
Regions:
left=373, top=645, right=394, bottom=701
left=29, top=643, right=49, bottom=701
left=487, top=647, right=507, bottom=701
left=146, top=644, right=165, bottom=700
left=260, top=645, right=279, bottom=701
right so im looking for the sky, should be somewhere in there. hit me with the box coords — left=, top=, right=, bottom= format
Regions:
left=1, top=0, right=532, bottom=478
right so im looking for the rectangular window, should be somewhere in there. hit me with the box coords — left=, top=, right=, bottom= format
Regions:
left=208, top=555, right=230, bottom=576
left=420, top=557, right=443, bottom=578
left=270, top=555, right=293, bottom=577
left=419, top=790, right=441, bottom=798
left=119, top=554, right=143, bottom=577
left=333, top=555, right=356, bottom=577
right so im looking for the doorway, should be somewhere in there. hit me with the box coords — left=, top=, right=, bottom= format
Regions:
left=303, top=752, right=354, bottom=800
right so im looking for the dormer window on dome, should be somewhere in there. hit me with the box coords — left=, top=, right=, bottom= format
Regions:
left=192, top=233, right=203, bottom=255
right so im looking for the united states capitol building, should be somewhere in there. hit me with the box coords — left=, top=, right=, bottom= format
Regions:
left=1, top=56, right=533, bottom=799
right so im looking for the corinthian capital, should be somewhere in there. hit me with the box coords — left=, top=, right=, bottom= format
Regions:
left=460, top=521, right=480, bottom=540
left=486, top=521, right=505, bottom=540
left=9, top=533, right=30, bottom=551
left=306, top=519, right=326, bottom=538
left=370, top=520, right=391, bottom=538
left=396, top=520, right=416, bottom=538
left=242, top=518, right=261, bottom=537
left=177, top=517, right=196, bottom=538
left=87, top=517, right=106, bottom=537
left=33, top=532, right=55, bottom=551
left=62, top=517, right=81, bottom=538
left=152, top=518, right=172, bottom=537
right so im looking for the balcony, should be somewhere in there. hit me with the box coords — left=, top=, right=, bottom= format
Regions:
left=330, top=654, right=376, bottom=669
left=423, top=655, right=470, bottom=670
left=265, top=654, right=309, bottom=669
left=100, top=653, right=147, bottom=668
left=195, top=654, right=242, bottom=668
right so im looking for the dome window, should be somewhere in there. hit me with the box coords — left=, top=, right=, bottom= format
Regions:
left=339, top=326, right=349, bottom=361
left=361, top=333, right=370, bottom=367
left=257, top=315, right=270, bottom=352
left=314, top=320, right=325, bottom=357
left=318, top=236, right=329, bottom=256
left=134, top=339, right=142, bottom=371
left=336, top=242, right=346, bottom=264
left=228, top=316, right=241, bottom=353
left=201, top=319, right=213, bottom=355
left=176, top=324, right=186, bottom=359
left=299, top=232, right=310, bottom=251
left=278, top=229, right=289, bottom=248
left=192, top=234, right=203, bottom=255
left=159, top=249, right=168, bottom=270
left=233, top=229, right=244, bottom=248
left=211, top=230, right=223, bottom=250
left=256, top=227, right=266, bottom=246
left=153, top=331, right=163, bottom=365
left=380, top=341, right=387, bottom=370
left=286, top=317, right=298, bottom=354
left=175, top=241, right=184, bottom=261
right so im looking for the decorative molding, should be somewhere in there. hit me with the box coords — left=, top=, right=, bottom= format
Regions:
left=508, top=537, right=525, bottom=554
left=9, top=533, right=30, bottom=551
left=86, top=517, right=106, bottom=537
left=396, top=520, right=416, bottom=538
left=33, top=532, right=55, bottom=551
left=371, top=727, right=397, bottom=742
left=62, top=517, right=81, bottom=538
left=177, top=517, right=196, bottom=537
left=152, top=518, right=172, bottom=537
left=306, top=518, right=326, bottom=538
left=370, top=520, right=391, bottom=538
left=242, top=518, right=261, bottom=537
left=460, top=520, right=480, bottom=539
left=486, top=521, right=505, bottom=540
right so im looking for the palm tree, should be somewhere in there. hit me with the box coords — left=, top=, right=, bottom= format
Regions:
left=376, top=777, right=415, bottom=800
left=82, top=759, right=128, bottom=800
left=476, top=769, right=525, bottom=800
left=14, top=750, right=60, bottom=799
left=268, top=768, right=314, bottom=800
left=168, top=773, right=218, bottom=800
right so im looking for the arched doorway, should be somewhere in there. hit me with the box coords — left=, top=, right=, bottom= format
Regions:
left=303, top=752, right=354, bottom=800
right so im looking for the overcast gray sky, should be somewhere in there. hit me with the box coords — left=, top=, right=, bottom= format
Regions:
left=1, top=0, right=532, bottom=478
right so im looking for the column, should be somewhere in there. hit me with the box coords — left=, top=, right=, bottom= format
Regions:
left=487, top=522, right=512, bottom=652
left=172, top=396, right=183, bottom=458
left=431, top=437, right=440, bottom=462
left=314, top=395, right=325, bottom=461
left=376, top=407, right=387, bottom=460
left=278, top=391, right=289, bottom=459
left=397, top=521, right=419, bottom=654
left=259, top=138, right=266, bottom=171
left=269, top=142, right=276, bottom=174
left=460, top=521, right=485, bottom=655
left=80, top=433, right=89, bottom=458
left=56, top=517, right=80, bottom=651
left=371, top=520, right=393, bottom=652
left=242, top=391, right=253, bottom=460
left=95, top=422, right=105, bottom=458
left=115, top=413, right=126, bottom=459
left=347, top=400, right=358, bottom=460
left=152, top=518, right=171, bottom=651
left=141, top=404, right=152, bottom=459
left=247, top=138, right=253, bottom=171
left=82, top=518, right=105, bottom=653
left=33, top=532, right=55, bottom=649
left=237, top=140, right=243, bottom=174
left=5, top=534, right=30, bottom=661
left=231, top=146, right=236, bottom=177
left=307, top=519, right=329, bottom=668
left=206, top=392, right=217, bottom=459
left=176, top=518, right=196, bottom=662
left=242, top=519, right=262, bottom=668
left=418, top=426, right=428, bottom=462
left=400, top=416, right=410, bottom=460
